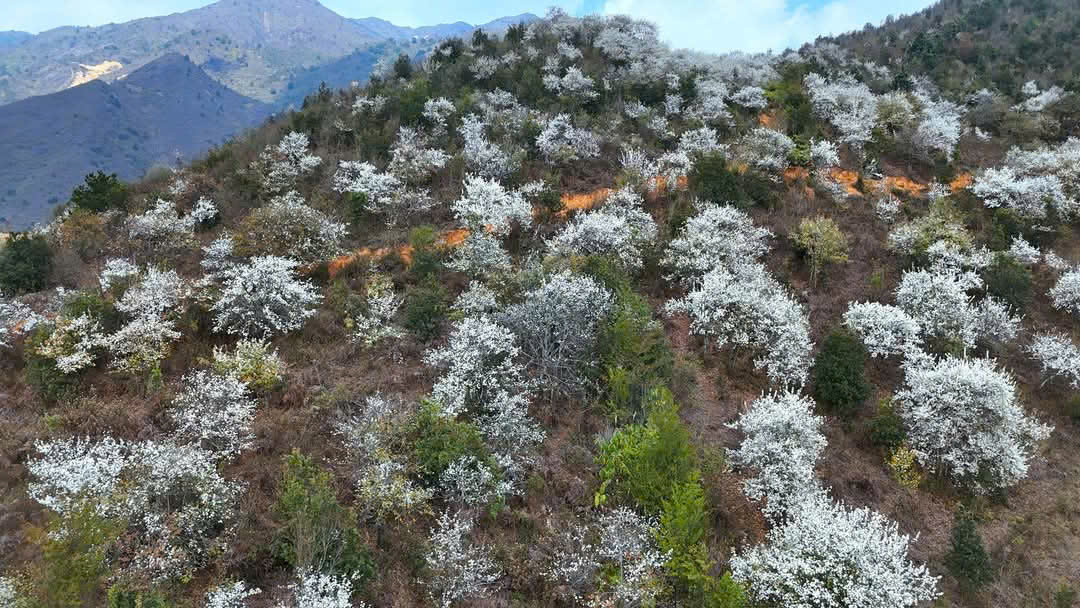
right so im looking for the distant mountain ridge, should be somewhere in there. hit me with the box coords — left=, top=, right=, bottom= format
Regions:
left=0, top=1, right=536, bottom=107
left=0, top=54, right=270, bottom=229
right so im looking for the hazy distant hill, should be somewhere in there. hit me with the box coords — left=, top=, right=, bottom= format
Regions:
left=0, top=0, right=536, bottom=107
left=0, top=31, right=32, bottom=49
left=0, top=54, right=270, bottom=229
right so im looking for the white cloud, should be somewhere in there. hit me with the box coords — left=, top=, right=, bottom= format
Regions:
left=601, top=0, right=936, bottom=53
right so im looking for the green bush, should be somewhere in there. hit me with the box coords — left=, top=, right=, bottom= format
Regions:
left=596, top=285, right=674, bottom=421
left=983, top=253, right=1032, bottom=312
left=596, top=388, right=696, bottom=514
left=408, top=225, right=444, bottom=282
left=25, top=326, right=81, bottom=403
left=28, top=506, right=120, bottom=608
left=946, top=509, right=993, bottom=592
left=411, top=401, right=492, bottom=484
left=106, top=587, right=170, bottom=608
left=689, top=153, right=743, bottom=206
left=272, top=450, right=374, bottom=581
left=70, top=171, right=127, bottom=213
left=811, top=329, right=871, bottom=418
left=658, top=480, right=711, bottom=591
left=404, top=281, right=448, bottom=341
left=868, top=398, right=906, bottom=450
left=0, top=234, right=53, bottom=293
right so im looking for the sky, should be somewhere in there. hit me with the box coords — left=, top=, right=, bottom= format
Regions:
left=2, top=0, right=938, bottom=53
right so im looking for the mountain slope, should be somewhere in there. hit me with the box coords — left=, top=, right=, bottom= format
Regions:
left=0, top=54, right=270, bottom=229
left=0, top=1, right=537, bottom=107
left=830, top=0, right=1080, bottom=96
left=0, top=31, right=32, bottom=49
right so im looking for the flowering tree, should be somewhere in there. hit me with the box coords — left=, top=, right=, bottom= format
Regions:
left=546, top=187, right=658, bottom=270
left=1030, top=332, right=1080, bottom=389
left=426, top=510, right=501, bottom=608
left=127, top=199, right=199, bottom=251
left=1008, top=236, right=1041, bottom=265
left=1050, top=268, right=1080, bottom=316
left=451, top=175, right=532, bottom=236
left=252, top=132, right=322, bottom=194
left=238, top=191, right=348, bottom=264
left=663, top=203, right=773, bottom=282
left=730, top=85, right=768, bottom=109
left=729, top=392, right=826, bottom=519
left=543, top=66, right=599, bottom=100
left=205, top=582, right=261, bottom=608
left=34, top=313, right=104, bottom=373
left=99, top=258, right=139, bottom=291
left=28, top=437, right=242, bottom=581
left=425, top=315, right=527, bottom=417
left=460, top=114, right=518, bottom=179
left=912, top=91, right=963, bottom=161
left=351, top=270, right=404, bottom=348
left=895, top=356, right=1053, bottom=492
left=448, top=231, right=513, bottom=277
left=736, top=128, right=794, bottom=172
left=730, top=494, right=940, bottom=608
left=804, top=73, right=878, bottom=150
left=970, top=138, right=1080, bottom=221
left=423, top=97, right=456, bottom=133
left=545, top=507, right=668, bottom=607
left=102, top=266, right=187, bottom=373
left=536, top=114, right=601, bottom=162
left=843, top=302, right=921, bottom=358
left=0, top=296, right=42, bottom=348
left=170, top=370, right=257, bottom=458
left=275, top=570, right=362, bottom=608
left=500, top=272, right=613, bottom=396
left=388, top=126, right=450, bottom=183
left=332, top=160, right=434, bottom=225
left=211, top=256, right=322, bottom=338
left=666, top=264, right=813, bottom=387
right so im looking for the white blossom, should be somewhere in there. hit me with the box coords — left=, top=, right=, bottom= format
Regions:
left=205, top=582, right=261, bottom=608
left=912, top=91, right=964, bottom=160
left=127, top=199, right=197, bottom=250
left=352, top=95, right=387, bottom=114
left=666, top=264, right=812, bottom=387
left=843, top=302, right=921, bottom=358
left=460, top=114, right=519, bottom=179
left=730, top=392, right=827, bottom=519
left=211, top=256, right=322, bottom=338
left=452, top=175, right=532, bottom=236
left=536, top=114, right=600, bottom=162
left=1008, top=236, right=1041, bottom=265
left=170, top=370, right=257, bottom=458
left=737, top=127, right=794, bottom=171
left=1014, top=81, right=1066, bottom=112
left=547, top=187, right=657, bottom=270
left=0, top=296, right=43, bottom=348
left=663, top=203, right=773, bottom=282
left=426, top=511, right=501, bottom=608
left=241, top=191, right=348, bottom=264
left=500, top=272, right=613, bottom=395
left=190, top=197, right=219, bottom=224
left=448, top=231, right=513, bottom=277
left=332, top=160, right=404, bottom=215
left=351, top=270, right=404, bottom=348
left=810, top=139, right=840, bottom=168
left=971, top=138, right=1080, bottom=220
left=1050, top=268, right=1080, bottom=316
left=730, top=85, right=768, bottom=109
left=804, top=73, right=878, bottom=149
left=469, top=56, right=501, bottom=80
left=423, top=97, right=456, bottom=131
left=731, top=494, right=940, bottom=608
left=99, top=258, right=139, bottom=291
left=453, top=282, right=498, bottom=316
left=544, top=66, right=599, bottom=100
left=1030, top=332, right=1080, bottom=389
left=677, top=126, right=725, bottom=157
left=277, top=570, right=361, bottom=608
left=35, top=313, right=103, bottom=374
left=389, top=126, right=450, bottom=183
left=896, top=356, right=1052, bottom=491
left=253, top=132, right=322, bottom=194
left=426, top=315, right=527, bottom=417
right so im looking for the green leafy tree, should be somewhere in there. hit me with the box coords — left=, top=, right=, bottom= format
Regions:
left=28, top=507, right=119, bottom=608
left=0, top=234, right=53, bottom=293
left=273, top=450, right=374, bottom=581
left=984, top=254, right=1033, bottom=313
left=791, top=216, right=849, bottom=286
left=811, top=329, right=871, bottom=418
left=946, top=509, right=994, bottom=592
left=70, top=172, right=127, bottom=213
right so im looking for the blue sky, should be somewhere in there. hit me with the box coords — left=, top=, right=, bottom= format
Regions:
left=3, top=0, right=937, bottom=53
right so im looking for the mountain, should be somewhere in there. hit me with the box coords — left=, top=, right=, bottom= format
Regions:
left=349, top=13, right=539, bottom=41
left=0, top=54, right=270, bottom=229
left=0, top=1, right=537, bottom=107
left=829, top=0, right=1080, bottom=96
left=0, top=31, right=32, bottom=49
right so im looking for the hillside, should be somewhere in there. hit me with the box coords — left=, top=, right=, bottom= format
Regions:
left=2, top=6, right=1080, bottom=608
left=830, top=0, right=1080, bottom=96
left=0, top=0, right=536, bottom=107
left=0, top=32, right=31, bottom=50
left=0, top=54, right=270, bottom=229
